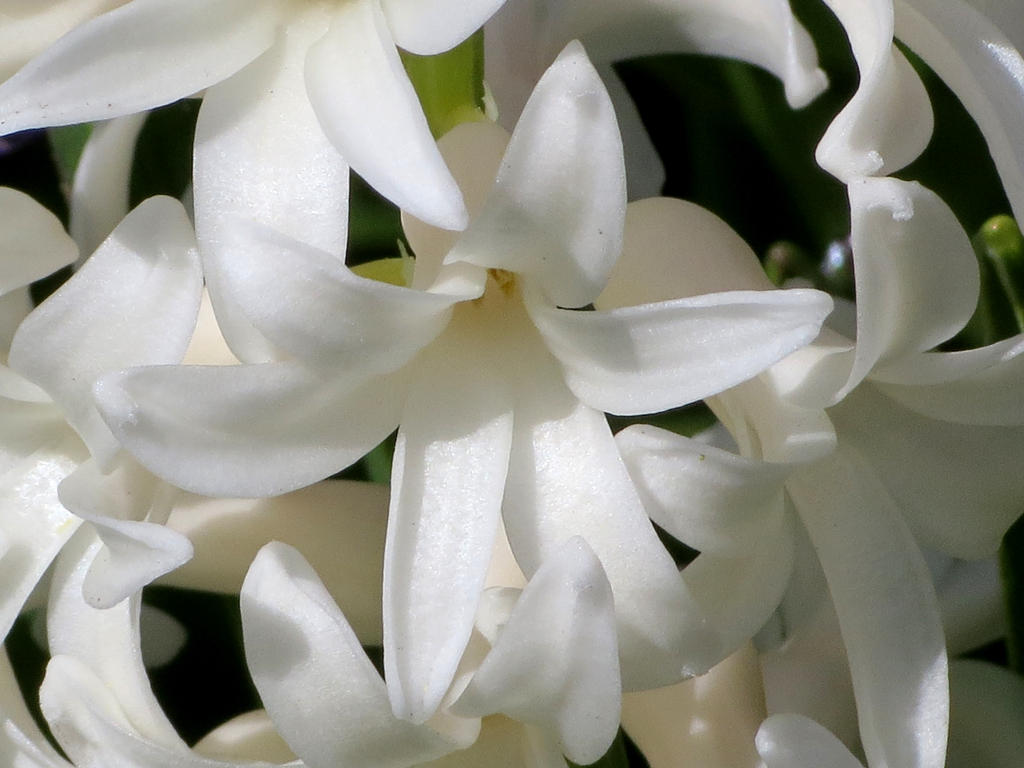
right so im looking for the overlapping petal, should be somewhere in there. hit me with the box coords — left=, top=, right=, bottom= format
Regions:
left=0, top=0, right=281, bottom=134
left=9, top=196, right=202, bottom=466
left=0, top=187, right=78, bottom=296
left=241, top=542, right=478, bottom=768
left=305, top=0, right=466, bottom=230
left=380, top=0, right=505, bottom=55
left=756, top=714, right=864, bottom=768
left=95, top=360, right=408, bottom=497
left=446, top=41, right=626, bottom=309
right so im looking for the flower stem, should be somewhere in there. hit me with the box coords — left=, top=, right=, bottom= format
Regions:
left=401, top=31, right=487, bottom=139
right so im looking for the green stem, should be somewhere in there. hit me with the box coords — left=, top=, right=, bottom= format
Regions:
left=401, top=31, right=486, bottom=139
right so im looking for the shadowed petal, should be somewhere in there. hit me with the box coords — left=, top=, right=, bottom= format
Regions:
left=0, top=187, right=78, bottom=295
left=381, top=0, right=505, bottom=55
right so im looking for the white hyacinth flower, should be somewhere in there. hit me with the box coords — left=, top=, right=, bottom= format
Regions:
left=95, top=42, right=833, bottom=722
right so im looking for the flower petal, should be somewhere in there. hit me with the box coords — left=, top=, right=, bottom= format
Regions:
left=0, top=435, right=83, bottom=640
left=895, top=0, right=1024, bottom=225
left=193, top=711, right=296, bottom=764
left=241, top=542, right=478, bottom=768
left=531, top=288, right=833, bottom=416
left=502, top=350, right=720, bottom=688
left=161, top=480, right=388, bottom=645
left=0, top=648, right=67, bottom=767
left=305, top=0, right=467, bottom=230
left=452, top=537, right=620, bottom=765
left=786, top=447, right=948, bottom=768
left=0, top=0, right=281, bottom=133
left=192, top=9, right=349, bottom=363
left=831, top=383, right=1024, bottom=558
left=95, top=361, right=407, bottom=497
left=208, top=218, right=471, bottom=373
left=380, top=0, right=505, bottom=55
left=384, top=325, right=514, bottom=722
left=816, top=0, right=933, bottom=179
left=0, top=187, right=78, bottom=295
left=9, top=196, right=202, bottom=466
left=69, top=114, right=146, bottom=260
left=447, top=41, right=625, bottom=309
left=756, top=714, right=864, bottom=768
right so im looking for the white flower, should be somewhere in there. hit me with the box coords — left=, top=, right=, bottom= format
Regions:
left=485, top=0, right=828, bottom=197
left=95, top=42, right=833, bottom=722
left=0, top=190, right=203, bottom=630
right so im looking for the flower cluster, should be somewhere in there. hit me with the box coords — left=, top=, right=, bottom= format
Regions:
left=0, top=1, right=1023, bottom=767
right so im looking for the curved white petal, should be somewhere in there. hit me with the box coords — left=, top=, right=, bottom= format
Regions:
left=162, top=480, right=388, bottom=645
left=193, top=8, right=348, bottom=363
left=0, top=0, right=123, bottom=82
left=69, top=113, right=146, bottom=260
left=933, top=557, right=1004, bottom=655
left=381, top=0, right=504, bottom=55
left=0, top=187, right=78, bottom=295
left=305, top=0, right=467, bottom=230
left=182, top=290, right=239, bottom=366
left=95, top=361, right=408, bottom=497
left=0, top=648, right=68, bottom=767
left=616, top=424, right=790, bottom=555
left=828, top=178, right=978, bottom=402
left=816, top=0, right=933, bottom=179
left=872, top=334, right=1024, bottom=425
left=9, top=196, right=202, bottom=466
left=209, top=218, right=470, bottom=373
left=895, top=0, right=1024, bottom=225
left=621, top=645, right=766, bottom=768
left=403, top=121, right=509, bottom=292
left=501, top=348, right=719, bottom=688
left=756, top=714, right=864, bottom=768
left=453, top=538, right=620, bottom=765
left=0, top=435, right=83, bottom=641
left=0, top=0, right=281, bottom=134
left=831, top=384, right=1024, bottom=558
left=597, top=198, right=775, bottom=311
left=947, top=660, right=1024, bottom=768
left=0, top=289, right=34, bottom=357
left=385, top=326, right=514, bottom=722
left=47, top=529, right=183, bottom=749
left=241, top=542, right=478, bottom=768
left=531, top=288, right=833, bottom=416
left=57, top=456, right=190, bottom=608
left=447, top=41, right=625, bottom=309
left=193, top=711, right=295, bottom=764
left=786, top=448, right=948, bottom=768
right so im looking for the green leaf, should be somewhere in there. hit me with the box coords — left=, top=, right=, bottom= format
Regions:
left=401, top=30, right=486, bottom=139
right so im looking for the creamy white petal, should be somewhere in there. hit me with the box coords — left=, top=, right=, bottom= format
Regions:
left=447, top=41, right=625, bottom=309
left=0, top=289, right=34, bottom=358
left=0, top=187, right=78, bottom=295
left=597, top=198, right=775, bottom=311
left=786, top=448, right=947, bottom=768
left=0, top=0, right=124, bottom=82
left=453, top=538, right=620, bottom=765
left=0, top=648, right=68, bottom=768
left=872, top=334, right=1024, bottom=425
left=0, top=0, right=281, bottom=134
left=385, top=327, right=514, bottom=722
left=193, top=8, right=347, bottom=363
left=380, top=0, right=504, bottom=55
left=47, top=530, right=183, bottom=748
left=621, top=644, right=766, bottom=768
left=208, top=218, right=470, bottom=373
left=502, top=349, right=719, bottom=688
left=162, top=480, right=387, bottom=645
left=95, top=361, right=408, bottom=497
left=531, top=288, right=832, bottom=416
left=9, top=196, right=201, bottom=466
left=816, top=0, right=933, bottom=179
left=69, top=113, right=145, bottom=260
left=0, top=435, right=83, bottom=641
left=895, top=0, right=1024, bottom=225
left=947, top=660, right=1024, bottom=768
left=756, top=714, right=864, bottom=768
left=616, top=425, right=790, bottom=555
left=241, top=542, right=478, bottom=768
left=830, top=178, right=979, bottom=401
left=418, top=717, right=558, bottom=768
left=831, top=384, right=1024, bottom=558
left=305, top=0, right=466, bottom=230
left=933, top=557, right=1004, bottom=654
left=193, top=711, right=295, bottom=764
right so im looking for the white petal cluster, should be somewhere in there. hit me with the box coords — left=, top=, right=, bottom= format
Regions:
left=0, top=1, right=1022, bottom=767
